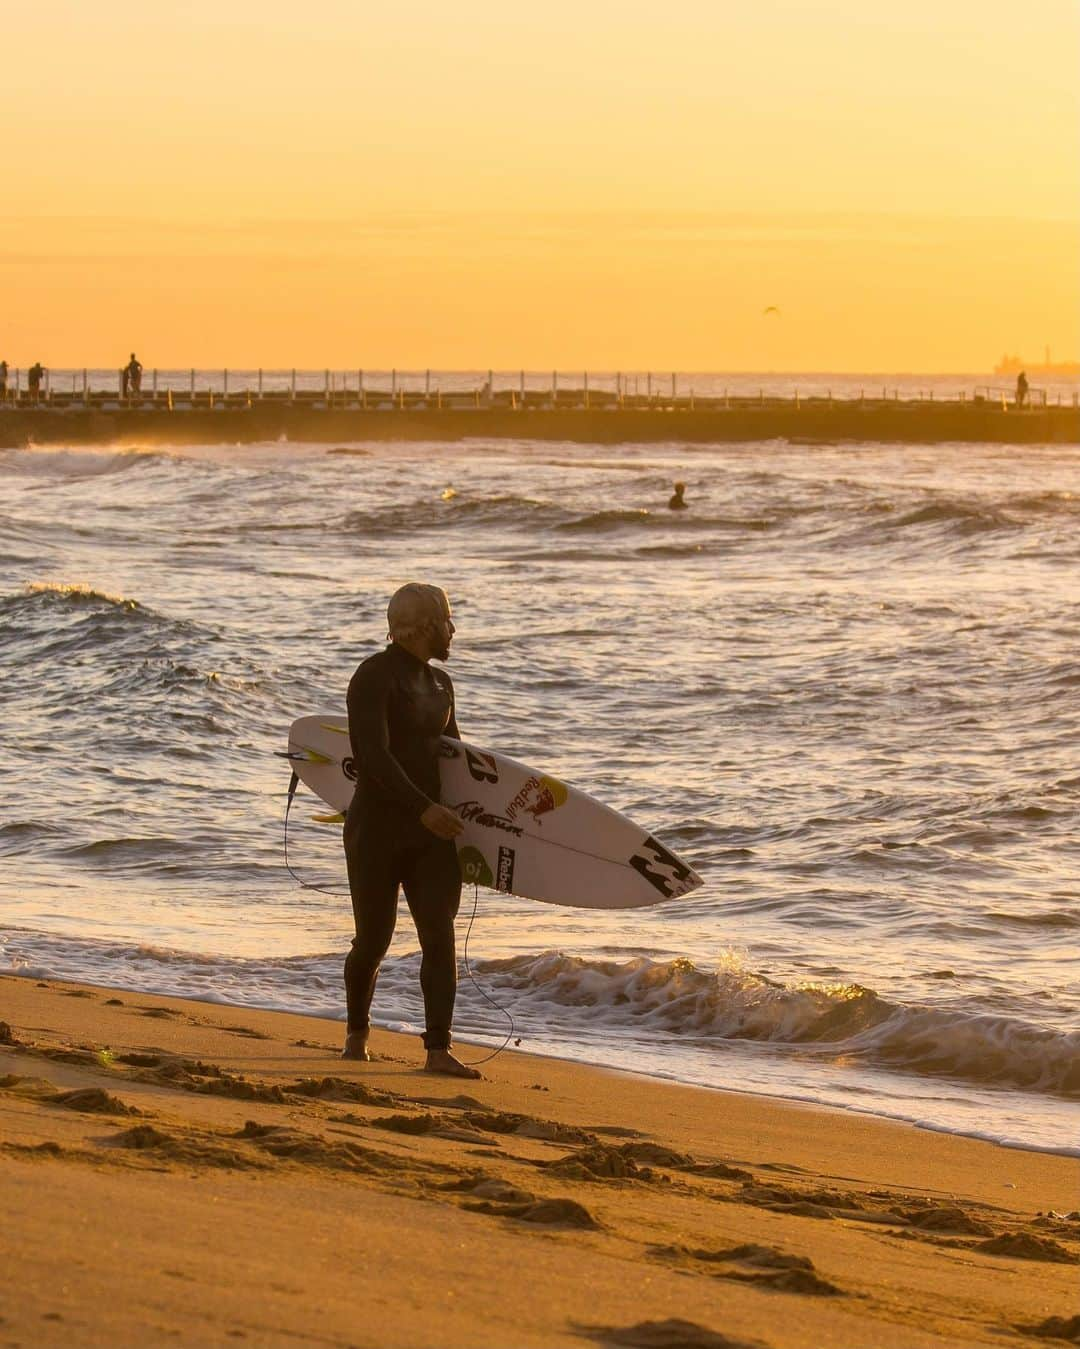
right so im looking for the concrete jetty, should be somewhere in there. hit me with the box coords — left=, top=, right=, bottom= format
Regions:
left=1, top=395, right=1076, bottom=447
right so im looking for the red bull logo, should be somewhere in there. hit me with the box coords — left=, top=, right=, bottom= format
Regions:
left=505, top=774, right=568, bottom=826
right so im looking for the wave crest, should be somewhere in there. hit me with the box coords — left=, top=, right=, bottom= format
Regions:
left=478, top=952, right=1080, bottom=1097
left=23, top=581, right=139, bottom=609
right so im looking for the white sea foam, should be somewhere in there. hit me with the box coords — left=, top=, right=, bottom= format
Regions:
left=2, top=927, right=1076, bottom=1154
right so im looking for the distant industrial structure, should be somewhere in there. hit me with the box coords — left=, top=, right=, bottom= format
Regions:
left=995, top=349, right=1080, bottom=377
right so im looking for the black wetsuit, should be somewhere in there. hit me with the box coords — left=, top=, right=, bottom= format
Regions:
left=342, top=642, right=461, bottom=1050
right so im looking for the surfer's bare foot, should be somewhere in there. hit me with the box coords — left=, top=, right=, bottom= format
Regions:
left=424, top=1049, right=482, bottom=1079
left=341, top=1033, right=371, bottom=1061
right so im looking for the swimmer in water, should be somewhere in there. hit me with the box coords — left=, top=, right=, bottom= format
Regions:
left=668, top=481, right=688, bottom=510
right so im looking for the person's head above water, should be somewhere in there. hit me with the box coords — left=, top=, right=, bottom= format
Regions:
left=386, top=582, right=455, bottom=662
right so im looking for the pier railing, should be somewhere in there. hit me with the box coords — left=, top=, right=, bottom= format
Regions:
left=0, top=369, right=1067, bottom=411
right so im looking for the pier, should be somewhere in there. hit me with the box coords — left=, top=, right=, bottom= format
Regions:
left=1, top=373, right=1076, bottom=446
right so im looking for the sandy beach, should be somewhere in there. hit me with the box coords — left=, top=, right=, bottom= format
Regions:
left=1, top=974, right=1076, bottom=1349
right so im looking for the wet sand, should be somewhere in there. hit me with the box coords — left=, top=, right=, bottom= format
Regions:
left=1, top=974, right=1077, bottom=1348
left=1, top=402, right=1077, bottom=447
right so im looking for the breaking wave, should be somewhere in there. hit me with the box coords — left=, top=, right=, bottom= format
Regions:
left=2, top=930, right=1075, bottom=1102
left=476, top=952, right=1080, bottom=1098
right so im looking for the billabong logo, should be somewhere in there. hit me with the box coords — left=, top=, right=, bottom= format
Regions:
left=505, top=774, right=569, bottom=826
left=629, top=836, right=697, bottom=899
left=465, top=749, right=499, bottom=784
left=496, top=846, right=516, bottom=893
left=341, top=756, right=358, bottom=781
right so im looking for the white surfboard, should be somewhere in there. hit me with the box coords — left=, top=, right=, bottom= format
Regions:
left=284, top=713, right=703, bottom=910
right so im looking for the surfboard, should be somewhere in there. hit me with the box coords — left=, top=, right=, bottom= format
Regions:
left=284, top=713, right=703, bottom=910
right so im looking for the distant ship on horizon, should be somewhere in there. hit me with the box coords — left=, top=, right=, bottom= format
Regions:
left=994, top=347, right=1080, bottom=376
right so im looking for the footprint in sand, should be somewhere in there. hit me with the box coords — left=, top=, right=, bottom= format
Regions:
left=461, top=1111, right=596, bottom=1146
left=465, top=1196, right=600, bottom=1228
left=414, top=1093, right=488, bottom=1110
left=17, top=1044, right=104, bottom=1069
left=895, top=1206, right=994, bottom=1236
left=372, top=1112, right=483, bottom=1143
left=1017, top=1314, right=1080, bottom=1341
left=683, top=1161, right=753, bottom=1181
left=578, top=1317, right=766, bottom=1348
left=218, top=1024, right=272, bottom=1040
left=105, top=1123, right=267, bottom=1171
left=286, top=1075, right=398, bottom=1107
left=738, top=1182, right=864, bottom=1220
left=975, top=1233, right=1079, bottom=1265
left=48, top=1087, right=139, bottom=1116
left=438, top=1175, right=538, bottom=1204
left=232, top=1120, right=407, bottom=1177
left=652, top=1242, right=842, bottom=1297
left=470, top=1179, right=537, bottom=1203
left=0, top=1077, right=136, bottom=1116
left=546, top=1144, right=662, bottom=1184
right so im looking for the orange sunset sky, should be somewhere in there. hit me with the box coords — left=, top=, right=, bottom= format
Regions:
left=2, top=0, right=1077, bottom=370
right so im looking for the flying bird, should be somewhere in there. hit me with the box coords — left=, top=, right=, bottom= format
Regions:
left=763, top=306, right=781, bottom=316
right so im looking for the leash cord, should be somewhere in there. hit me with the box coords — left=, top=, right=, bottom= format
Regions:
left=283, top=773, right=350, bottom=896
left=459, top=882, right=517, bottom=1066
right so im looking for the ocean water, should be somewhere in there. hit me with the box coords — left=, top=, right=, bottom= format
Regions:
left=1, top=435, right=1077, bottom=1154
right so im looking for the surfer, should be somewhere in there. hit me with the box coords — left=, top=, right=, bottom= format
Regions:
left=340, top=582, right=480, bottom=1079
left=668, top=481, right=688, bottom=510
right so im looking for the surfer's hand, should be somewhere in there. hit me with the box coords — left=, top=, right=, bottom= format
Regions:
left=420, top=803, right=464, bottom=839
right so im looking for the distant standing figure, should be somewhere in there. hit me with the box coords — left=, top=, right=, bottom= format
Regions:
left=0, top=360, right=8, bottom=401
left=668, top=481, right=688, bottom=510
left=1015, top=370, right=1029, bottom=410
left=27, top=362, right=45, bottom=403
left=123, top=353, right=143, bottom=398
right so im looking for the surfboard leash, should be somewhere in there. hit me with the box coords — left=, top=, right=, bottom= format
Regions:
left=460, top=882, right=519, bottom=1067
left=282, top=771, right=350, bottom=896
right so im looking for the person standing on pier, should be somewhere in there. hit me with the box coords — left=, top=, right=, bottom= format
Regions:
left=341, top=582, right=480, bottom=1080
left=0, top=360, right=8, bottom=402
left=123, top=353, right=143, bottom=399
left=1015, top=370, right=1029, bottom=410
left=27, top=362, right=45, bottom=404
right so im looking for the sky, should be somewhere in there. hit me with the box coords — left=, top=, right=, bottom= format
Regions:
left=2, top=0, right=1077, bottom=370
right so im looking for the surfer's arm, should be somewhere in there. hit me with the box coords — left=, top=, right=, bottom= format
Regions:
left=347, top=663, right=432, bottom=815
